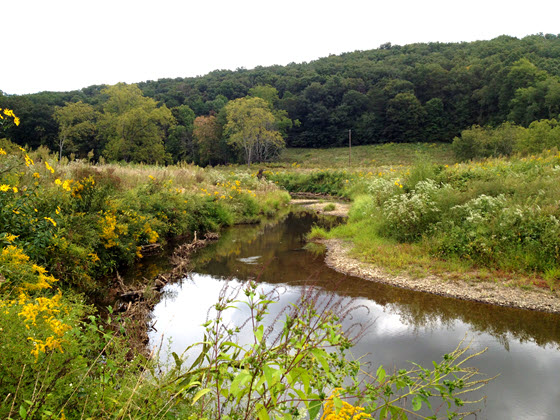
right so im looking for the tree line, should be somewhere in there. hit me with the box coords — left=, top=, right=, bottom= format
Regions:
left=1, top=33, right=560, bottom=163
left=1, top=83, right=289, bottom=165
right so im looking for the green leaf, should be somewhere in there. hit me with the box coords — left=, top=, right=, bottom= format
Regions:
left=221, top=341, right=244, bottom=350
left=263, top=364, right=275, bottom=389
left=412, top=395, right=422, bottom=411
left=310, top=348, right=330, bottom=373
left=255, top=324, right=264, bottom=343
left=291, top=367, right=310, bottom=393
left=256, top=403, right=270, bottom=420
left=376, top=365, right=386, bottom=383
left=380, top=406, right=388, bottom=419
left=333, top=396, right=343, bottom=413
left=308, top=399, right=322, bottom=420
left=230, top=369, right=252, bottom=399
left=191, top=388, right=211, bottom=405
left=19, top=406, right=27, bottom=419
left=172, top=352, right=183, bottom=370
left=177, top=380, right=201, bottom=394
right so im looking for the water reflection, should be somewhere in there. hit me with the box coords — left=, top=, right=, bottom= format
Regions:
left=149, top=212, right=560, bottom=419
left=191, top=212, right=560, bottom=351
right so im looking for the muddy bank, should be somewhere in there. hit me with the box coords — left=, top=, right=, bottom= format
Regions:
left=321, top=238, right=560, bottom=313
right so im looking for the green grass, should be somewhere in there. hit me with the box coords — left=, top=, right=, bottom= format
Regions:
left=279, top=142, right=456, bottom=169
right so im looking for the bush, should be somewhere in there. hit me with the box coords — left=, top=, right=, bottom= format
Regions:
left=452, top=123, right=523, bottom=161
left=453, top=119, right=560, bottom=161
left=269, top=170, right=350, bottom=196
left=516, top=119, right=560, bottom=154
left=379, top=180, right=453, bottom=242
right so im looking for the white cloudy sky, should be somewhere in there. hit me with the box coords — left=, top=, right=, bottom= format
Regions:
left=2, top=0, right=559, bottom=95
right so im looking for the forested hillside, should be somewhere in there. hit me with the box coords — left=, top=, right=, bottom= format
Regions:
left=2, top=33, right=560, bottom=163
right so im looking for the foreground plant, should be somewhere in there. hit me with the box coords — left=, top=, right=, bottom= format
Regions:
left=167, top=280, right=490, bottom=419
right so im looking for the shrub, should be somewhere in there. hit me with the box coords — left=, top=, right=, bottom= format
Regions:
left=379, top=180, right=453, bottom=242
left=452, top=123, right=523, bottom=161
left=516, top=119, right=560, bottom=154
left=453, top=119, right=560, bottom=161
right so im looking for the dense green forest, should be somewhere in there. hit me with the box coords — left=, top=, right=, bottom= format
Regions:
left=2, top=33, right=560, bottom=164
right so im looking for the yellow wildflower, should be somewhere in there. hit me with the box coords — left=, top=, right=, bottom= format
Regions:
left=5, top=233, right=18, bottom=242
left=55, top=178, right=62, bottom=185
left=321, top=389, right=371, bottom=420
left=45, top=161, right=55, bottom=173
left=0, top=184, right=9, bottom=192
left=33, top=172, right=41, bottom=178
left=24, top=154, right=34, bottom=167
left=0, top=148, right=6, bottom=155
left=12, top=187, right=18, bottom=193
left=44, top=217, right=57, bottom=227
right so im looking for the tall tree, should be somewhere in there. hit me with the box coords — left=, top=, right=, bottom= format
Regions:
left=249, top=85, right=293, bottom=136
left=193, top=115, right=229, bottom=165
left=225, top=97, right=284, bottom=165
left=53, top=101, right=97, bottom=160
left=98, top=83, right=175, bottom=163
left=384, top=93, right=426, bottom=142
left=166, top=105, right=196, bottom=162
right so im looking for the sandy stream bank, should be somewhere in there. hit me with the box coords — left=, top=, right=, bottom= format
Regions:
left=293, top=199, right=560, bottom=314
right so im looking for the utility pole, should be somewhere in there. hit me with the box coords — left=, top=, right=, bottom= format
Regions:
left=348, top=129, right=352, bottom=166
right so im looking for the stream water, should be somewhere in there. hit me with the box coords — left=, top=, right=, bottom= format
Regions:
left=148, top=212, right=560, bottom=419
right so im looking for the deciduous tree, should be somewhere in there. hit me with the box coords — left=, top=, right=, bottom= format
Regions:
left=225, top=97, right=284, bottom=165
left=53, top=101, right=96, bottom=160
left=98, top=83, right=175, bottom=163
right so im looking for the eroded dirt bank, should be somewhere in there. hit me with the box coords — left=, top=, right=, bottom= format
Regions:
left=321, top=238, right=560, bottom=313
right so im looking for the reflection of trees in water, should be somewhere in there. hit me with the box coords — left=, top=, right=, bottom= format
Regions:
left=192, top=212, right=338, bottom=280
left=187, top=211, right=560, bottom=352
left=376, top=287, right=560, bottom=351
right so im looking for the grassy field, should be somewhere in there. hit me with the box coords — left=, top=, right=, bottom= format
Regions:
left=279, top=142, right=456, bottom=168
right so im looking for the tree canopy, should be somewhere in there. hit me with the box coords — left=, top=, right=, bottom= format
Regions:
left=53, top=101, right=97, bottom=160
left=2, top=33, right=560, bottom=162
left=225, top=97, right=285, bottom=165
left=98, top=83, right=175, bottom=163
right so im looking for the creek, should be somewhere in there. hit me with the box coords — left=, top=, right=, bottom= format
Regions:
left=148, top=211, right=560, bottom=419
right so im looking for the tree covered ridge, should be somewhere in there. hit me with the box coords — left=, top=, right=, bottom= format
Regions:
left=2, top=33, right=560, bottom=159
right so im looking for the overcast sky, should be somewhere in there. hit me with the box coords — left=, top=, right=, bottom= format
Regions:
left=2, top=0, right=559, bottom=95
